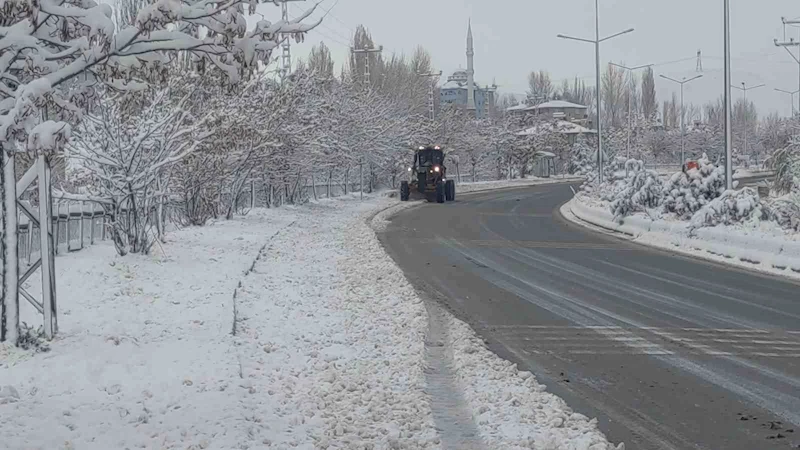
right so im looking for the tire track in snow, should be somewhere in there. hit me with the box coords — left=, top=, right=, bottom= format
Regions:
left=423, top=298, right=485, bottom=450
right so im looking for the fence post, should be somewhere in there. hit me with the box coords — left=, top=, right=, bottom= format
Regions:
left=38, top=156, right=56, bottom=338
left=90, top=204, right=96, bottom=245
left=2, top=148, right=19, bottom=344
left=79, top=200, right=85, bottom=250
left=66, top=201, right=72, bottom=252
left=328, top=170, right=332, bottom=198
left=250, top=180, right=255, bottom=208
left=54, top=201, right=61, bottom=255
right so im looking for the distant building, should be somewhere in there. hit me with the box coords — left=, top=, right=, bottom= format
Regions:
left=439, top=22, right=496, bottom=119
left=507, top=100, right=590, bottom=125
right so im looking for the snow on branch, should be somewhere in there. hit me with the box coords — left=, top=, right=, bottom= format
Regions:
left=1, top=0, right=319, bottom=154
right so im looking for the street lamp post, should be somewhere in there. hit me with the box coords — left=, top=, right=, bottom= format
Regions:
left=774, top=88, right=800, bottom=117
left=731, top=82, right=765, bottom=163
left=557, top=0, right=634, bottom=184
left=723, top=0, right=733, bottom=189
left=610, top=62, right=653, bottom=163
left=659, top=74, right=703, bottom=166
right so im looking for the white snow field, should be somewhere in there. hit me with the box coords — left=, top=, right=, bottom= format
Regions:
left=563, top=194, right=800, bottom=281
left=2, top=188, right=620, bottom=450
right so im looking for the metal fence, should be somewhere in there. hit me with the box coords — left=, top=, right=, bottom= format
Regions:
left=11, top=199, right=109, bottom=266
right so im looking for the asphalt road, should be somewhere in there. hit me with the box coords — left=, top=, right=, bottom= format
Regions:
left=379, top=183, right=800, bottom=450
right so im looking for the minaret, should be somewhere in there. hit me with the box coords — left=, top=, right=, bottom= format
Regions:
left=466, top=20, right=476, bottom=111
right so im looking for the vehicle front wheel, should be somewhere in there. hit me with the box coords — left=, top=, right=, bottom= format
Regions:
left=445, top=180, right=455, bottom=201
left=400, top=181, right=410, bottom=201
left=436, top=181, right=445, bottom=203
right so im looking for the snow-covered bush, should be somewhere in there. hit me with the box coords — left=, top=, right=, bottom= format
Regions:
left=608, top=160, right=664, bottom=220
left=769, top=133, right=800, bottom=194
left=768, top=193, right=800, bottom=231
left=689, top=187, right=767, bottom=229
left=662, top=153, right=726, bottom=218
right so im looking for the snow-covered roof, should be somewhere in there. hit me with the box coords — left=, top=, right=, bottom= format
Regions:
left=505, top=104, right=529, bottom=111
left=516, top=120, right=596, bottom=136
left=534, top=100, right=588, bottom=110
left=441, top=80, right=465, bottom=90
left=441, top=80, right=491, bottom=91
left=535, top=151, right=556, bottom=158
left=506, top=100, right=588, bottom=112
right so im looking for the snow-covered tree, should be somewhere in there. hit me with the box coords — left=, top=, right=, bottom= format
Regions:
left=570, top=134, right=594, bottom=175
left=662, top=153, right=726, bottom=218
left=68, top=88, right=211, bottom=254
left=607, top=159, right=663, bottom=220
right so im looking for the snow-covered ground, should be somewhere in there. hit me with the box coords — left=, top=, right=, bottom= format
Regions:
left=563, top=194, right=800, bottom=281
left=2, top=189, right=620, bottom=450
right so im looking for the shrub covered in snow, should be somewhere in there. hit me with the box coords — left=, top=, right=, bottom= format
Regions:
left=768, top=193, right=800, bottom=231
left=689, top=187, right=767, bottom=229
left=662, top=153, right=726, bottom=218
left=769, top=133, right=800, bottom=194
left=608, top=160, right=664, bottom=220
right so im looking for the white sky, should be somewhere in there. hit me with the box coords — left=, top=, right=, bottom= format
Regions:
left=248, top=0, right=800, bottom=117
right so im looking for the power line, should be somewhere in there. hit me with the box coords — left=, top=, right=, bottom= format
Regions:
left=291, top=2, right=352, bottom=44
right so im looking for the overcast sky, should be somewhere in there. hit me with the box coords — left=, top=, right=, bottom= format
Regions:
left=250, top=0, right=800, bottom=117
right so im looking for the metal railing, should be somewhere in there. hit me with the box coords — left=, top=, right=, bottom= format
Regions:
left=10, top=196, right=110, bottom=267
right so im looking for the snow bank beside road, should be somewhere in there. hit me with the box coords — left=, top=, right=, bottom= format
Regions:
left=564, top=195, right=800, bottom=280
left=457, top=176, right=583, bottom=194
left=232, top=197, right=439, bottom=448
left=447, top=317, right=623, bottom=450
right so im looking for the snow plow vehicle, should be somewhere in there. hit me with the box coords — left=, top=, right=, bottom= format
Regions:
left=400, top=145, right=455, bottom=203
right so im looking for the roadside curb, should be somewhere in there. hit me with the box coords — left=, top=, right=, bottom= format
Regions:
left=561, top=197, right=800, bottom=281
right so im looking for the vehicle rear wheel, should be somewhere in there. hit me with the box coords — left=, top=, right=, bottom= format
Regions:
left=400, top=181, right=410, bottom=201
left=445, top=180, right=455, bottom=201
left=436, top=181, right=445, bottom=203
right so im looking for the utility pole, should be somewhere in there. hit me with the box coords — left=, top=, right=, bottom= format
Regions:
left=696, top=49, right=703, bottom=72
left=350, top=44, right=383, bottom=89
left=659, top=74, right=703, bottom=165
left=723, top=0, right=733, bottom=189
left=418, top=71, right=443, bottom=121
left=774, top=18, right=800, bottom=116
left=731, top=82, right=765, bottom=162
left=610, top=62, right=652, bottom=162
left=774, top=88, right=800, bottom=116
left=274, top=0, right=306, bottom=80
left=558, top=1, right=634, bottom=184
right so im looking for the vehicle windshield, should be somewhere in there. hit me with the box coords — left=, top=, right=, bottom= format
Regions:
left=417, top=149, right=444, bottom=167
